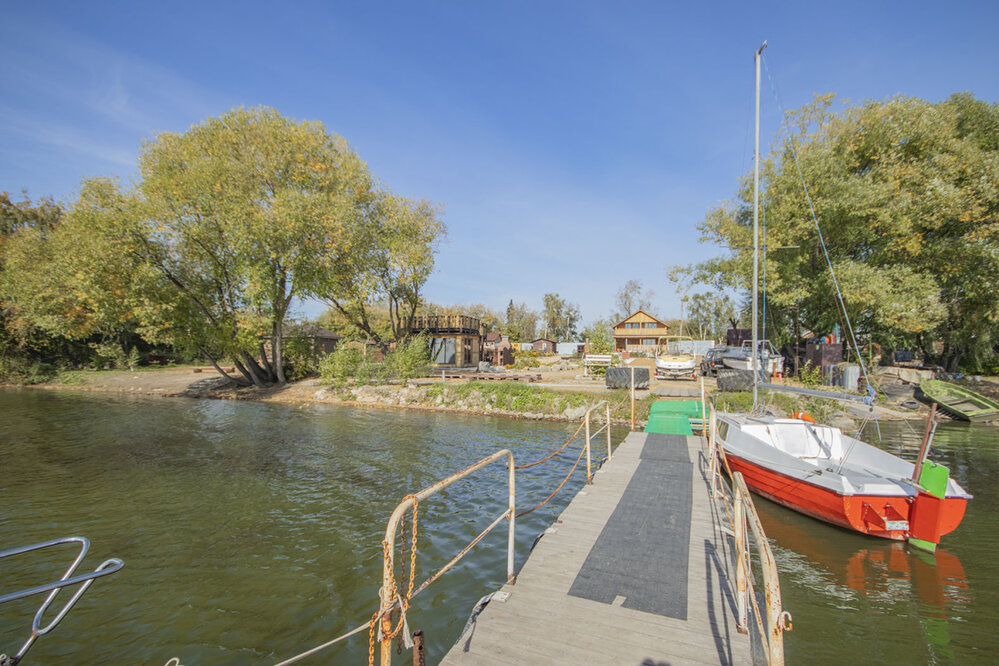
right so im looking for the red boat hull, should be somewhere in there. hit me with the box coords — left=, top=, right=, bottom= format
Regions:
left=726, top=453, right=968, bottom=542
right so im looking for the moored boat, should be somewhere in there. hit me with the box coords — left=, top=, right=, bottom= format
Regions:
left=916, top=379, right=999, bottom=422
left=716, top=413, right=972, bottom=545
left=653, top=336, right=698, bottom=379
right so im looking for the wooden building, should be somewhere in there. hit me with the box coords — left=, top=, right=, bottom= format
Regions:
left=532, top=337, right=557, bottom=354
left=409, top=315, right=484, bottom=368
left=612, top=310, right=669, bottom=353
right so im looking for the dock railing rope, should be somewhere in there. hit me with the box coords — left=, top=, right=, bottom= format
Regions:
left=705, top=403, right=791, bottom=666
left=276, top=396, right=629, bottom=666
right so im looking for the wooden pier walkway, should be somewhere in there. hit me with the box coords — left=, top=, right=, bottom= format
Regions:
left=441, top=430, right=753, bottom=665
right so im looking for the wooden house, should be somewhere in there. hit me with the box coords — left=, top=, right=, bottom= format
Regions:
left=612, top=310, right=669, bottom=353
left=408, top=315, right=484, bottom=368
left=532, top=337, right=557, bottom=354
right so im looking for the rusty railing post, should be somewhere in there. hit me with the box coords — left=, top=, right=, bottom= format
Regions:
left=507, top=454, right=516, bottom=584
left=606, top=401, right=612, bottom=460
left=585, top=409, right=592, bottom=484
left=734, top=474, right=748, bottom=634
left=630, top=366, right=636, bottom=431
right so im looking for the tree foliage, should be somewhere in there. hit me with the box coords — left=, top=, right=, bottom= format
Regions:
left=503, top=300, right=538, bottom=341
left=0, top=107, right=446, bottom=385
left=541, top=293, right=580, bottom=342
left=679, top=93, right=999, bottom=370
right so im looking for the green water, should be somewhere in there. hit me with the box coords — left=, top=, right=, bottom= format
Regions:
left=3, top=390, right=997, bottom=664
left=761, top=419, right=999, bottom=665
left=1, top=389, right=617, bottom=664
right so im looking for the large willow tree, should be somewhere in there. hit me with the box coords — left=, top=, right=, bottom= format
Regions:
left=679, top=93, right=999, bottom=371
left=1, top=107, right=445, bottom=386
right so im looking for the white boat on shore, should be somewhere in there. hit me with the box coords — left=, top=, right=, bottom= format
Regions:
left=722, top=340, right=784, bottom=376
left=654, top=336, right=698, bottom=379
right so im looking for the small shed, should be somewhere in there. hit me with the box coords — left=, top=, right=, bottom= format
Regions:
left=291, top=324, right=341, bottom=356
left=532, top=338, right=557, bottom=354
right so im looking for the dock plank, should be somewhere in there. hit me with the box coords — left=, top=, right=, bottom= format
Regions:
left=441, top=432, right=751, bottom=665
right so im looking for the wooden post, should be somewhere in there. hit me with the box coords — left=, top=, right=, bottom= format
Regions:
left=585, top=410, right=592, bottom=484
left=734, top=477, right=748, bottom=633
left=912, top=403, right=938, bottom=483
left=630, top=366, right=636, bottom=431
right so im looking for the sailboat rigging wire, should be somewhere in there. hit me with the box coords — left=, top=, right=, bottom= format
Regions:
left=761, top=54, right=876, bottom=407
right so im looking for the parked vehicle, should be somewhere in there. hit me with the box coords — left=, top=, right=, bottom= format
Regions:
left=699, top=347, right=726, bottom=376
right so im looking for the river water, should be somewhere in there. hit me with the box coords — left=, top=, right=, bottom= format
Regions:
left=1, top=389, right=996, bottom=664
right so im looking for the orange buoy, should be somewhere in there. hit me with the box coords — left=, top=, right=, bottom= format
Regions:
left=790, top=411, right=816, bottom=423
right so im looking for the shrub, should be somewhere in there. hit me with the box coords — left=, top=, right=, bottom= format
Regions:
left=0, top=356, right=57, bottom=385
left=283, top=332, right=318, bottom=380
left=512, top=348, right=540, bottom=369
left=386, top=335, right=430, bottom=381
left=797, top=362, right=824, bottom=388
left=319, top=346, right=364, bottom=386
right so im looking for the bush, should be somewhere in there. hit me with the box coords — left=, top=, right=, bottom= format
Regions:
left=797, top=362, right=824, bottom=387
left=283, top=332, right=318, bottom=380
left=511, top=348, right=540, bottom=369
left=319, top=347, right=365, bottom=386
left=0, top=356, right=57, bottom=385
left=385, top=335, right=430, bottom=381
left=89, top=341, right=138, bottom=370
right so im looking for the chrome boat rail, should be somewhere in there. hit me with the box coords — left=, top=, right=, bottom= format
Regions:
left=0, top=537, right=124, bottom=666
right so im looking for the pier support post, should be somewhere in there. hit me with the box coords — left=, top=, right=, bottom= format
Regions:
left=606, top=402, right=612, bottom=460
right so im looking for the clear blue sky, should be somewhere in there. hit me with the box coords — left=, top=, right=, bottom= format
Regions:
left=2, top=1, right=997, bottom=326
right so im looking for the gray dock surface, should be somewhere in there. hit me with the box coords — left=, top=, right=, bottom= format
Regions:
left=441, top=431, right=751, bottom=665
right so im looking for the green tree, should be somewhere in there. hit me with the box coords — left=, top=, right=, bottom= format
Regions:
left=541, top=293, right=580, bottom=342
left=679, top=93, right=998, bottom=370
left=581, top=317, right=614, bottom=353
left=503, top=300, right=537, bottom=341
left=686, top=292, right=737, bottom=342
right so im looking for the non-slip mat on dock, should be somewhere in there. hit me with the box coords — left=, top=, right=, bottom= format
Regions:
left=568, top=436, right=693, bottom=619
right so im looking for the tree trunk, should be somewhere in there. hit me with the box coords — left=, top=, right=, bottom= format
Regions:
left=202, top=348, right=252, bottom=386
left=239, top=351, right=269, bottom=387
left=273, top=319, right=287, bottom=385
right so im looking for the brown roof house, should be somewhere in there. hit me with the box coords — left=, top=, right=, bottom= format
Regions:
left=532, top=337, right=557, bottom=354
left=612, top=310, right=669, bottom=353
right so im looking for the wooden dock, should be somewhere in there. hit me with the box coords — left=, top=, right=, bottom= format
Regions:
left=441, top=430, right=754, bottom=665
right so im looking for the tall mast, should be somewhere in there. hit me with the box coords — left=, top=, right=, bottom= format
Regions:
left=752, top=41, right=767, bottom=410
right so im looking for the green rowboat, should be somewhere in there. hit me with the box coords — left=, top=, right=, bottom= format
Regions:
left=916, top=379, right=999, bottom=422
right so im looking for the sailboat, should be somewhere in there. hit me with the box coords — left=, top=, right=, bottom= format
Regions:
left=714, top=43, right=972, bottom=551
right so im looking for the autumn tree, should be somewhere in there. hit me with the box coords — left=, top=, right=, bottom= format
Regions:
left=677, top=93, right=999, bottom=370
left=503, top=300, right=537, bottom=341
left=1, top=107, right=445, bottom=386
left=541, top=293, right=580, bottom=342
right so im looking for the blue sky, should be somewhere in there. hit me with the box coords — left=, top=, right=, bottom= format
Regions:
left=2, top=1, right=997, bottom=326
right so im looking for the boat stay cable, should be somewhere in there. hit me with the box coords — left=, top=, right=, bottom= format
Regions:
left=760, top=53, right=877, bottom=409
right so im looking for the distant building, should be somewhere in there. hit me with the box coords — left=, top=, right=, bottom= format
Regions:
left=409, top=315, right=483, bottom=368
left=532, top=337, right=557, bottom=354
left=483, top=333, right=513, bottom=366
left=612, top=310, right=669, bottom=353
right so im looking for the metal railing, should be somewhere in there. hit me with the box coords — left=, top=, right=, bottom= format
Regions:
left=705, top=405, right=791, bottom=665
left=0, top=537, right=124, bottom=666
left=583, top=400, right=613, bottom=483
left=374, top=449, right=515, bottom=665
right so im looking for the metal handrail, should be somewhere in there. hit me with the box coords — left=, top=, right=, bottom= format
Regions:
left=0, top=537, right=124, bottom=666
left=582, top=400, right=613, bottom=483
left=705, top=405, right=790, bottom=665
left=376, top=449, right=515, bottom=665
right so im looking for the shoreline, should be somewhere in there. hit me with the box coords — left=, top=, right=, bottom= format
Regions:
left=2, top=365, right=926, bottom=430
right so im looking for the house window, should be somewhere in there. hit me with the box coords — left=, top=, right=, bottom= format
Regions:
left=624, top=322, right=639, bottom=329
left=642, top=339, right=656, bottom=346
left=644, top=322, right=658, bottom=328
